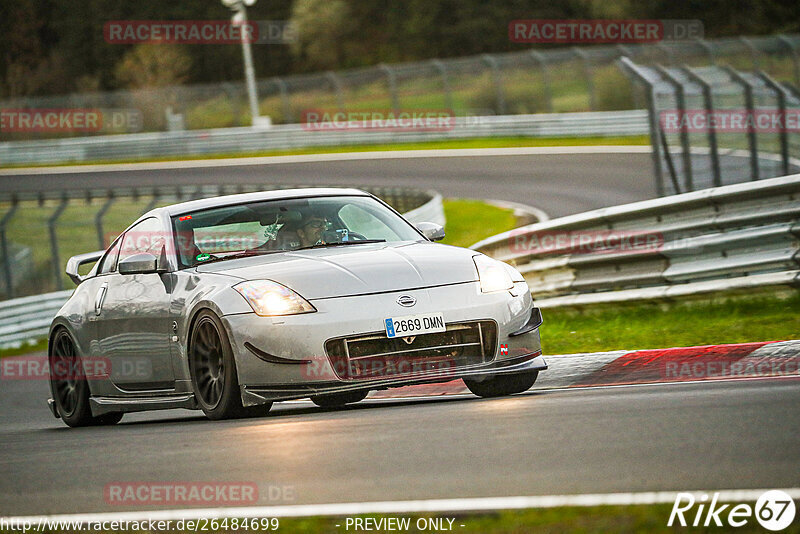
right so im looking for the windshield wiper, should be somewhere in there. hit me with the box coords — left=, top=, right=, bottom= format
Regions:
left=194, top=249, right=280, bottom=265
left=294, top=239, right=386, bottom=251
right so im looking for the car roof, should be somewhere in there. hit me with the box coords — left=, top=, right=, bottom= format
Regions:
left=144, top=187, right=372, bottom=218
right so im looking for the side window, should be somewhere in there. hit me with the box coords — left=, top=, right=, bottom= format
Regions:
left=98, top=239, right=122, bottom=274
left=118, top=217, right=165, bottom=265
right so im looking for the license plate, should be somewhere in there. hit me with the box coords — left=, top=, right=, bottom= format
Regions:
left=385, top=313, right=446, bottom=339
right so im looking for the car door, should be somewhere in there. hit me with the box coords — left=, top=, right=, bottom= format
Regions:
left=93, top=217, right=176, bottom=391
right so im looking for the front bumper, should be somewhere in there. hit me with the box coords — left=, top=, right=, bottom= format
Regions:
left=220, top=281, right=545, bottom=403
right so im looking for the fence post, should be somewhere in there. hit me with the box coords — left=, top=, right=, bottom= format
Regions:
left=618, top=57, right=666, bottom=196
left=273, top=77, right=292, bottom=123
left=480, top=54, right=506, bottom=115
left=656, top=66, right=694, bottom=192
left=379, top=64, right=400, bottom=114
left=0, top=200, right=19, bottom=298
left=529, top=51, right=553, bottom=113
left=777, top=35, right=800, bottom=86
left=683, top=67, right=722, bottom=187
left=430, top=59, right=454, bottom=112
left=572, top=47, right=596, bottom=110
left=757, top=71, right=791, bottom=176
left=94, top=193, right=116, bottom=250
left=48, top=197, right=69, bottom=291
left=725, top=67, right=760, bottom=181
left=326, top=71, right=346, bottom=113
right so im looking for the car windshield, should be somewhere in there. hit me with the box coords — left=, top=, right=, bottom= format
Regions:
left=171, top=195, right=423, bottom=267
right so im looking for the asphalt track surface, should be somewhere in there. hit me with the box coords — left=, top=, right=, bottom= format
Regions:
left=3, top=151, right=796, bottom=517
left=1, top=375, right=798, bottom=515
left=0, top=151, right=656, bottom=217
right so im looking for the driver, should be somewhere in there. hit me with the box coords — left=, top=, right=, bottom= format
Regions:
left=296, top=214, right=327, bottom=247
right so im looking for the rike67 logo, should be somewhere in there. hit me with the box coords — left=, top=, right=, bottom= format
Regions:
left=669, top=490, right=796, bottom=531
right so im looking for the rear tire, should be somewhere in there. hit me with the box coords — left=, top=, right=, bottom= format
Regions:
left=311, top=390, right=369, bottom=408
left=49, top=329, right=123, bottom=427
left=189, top=311, right=268, bottom=420
left=464, top=371, right=539, bottom=398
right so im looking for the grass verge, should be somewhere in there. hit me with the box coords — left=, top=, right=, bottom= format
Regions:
left=0, top=135, right=649, bottom=169
left=541, top=291, right=800, bottom=355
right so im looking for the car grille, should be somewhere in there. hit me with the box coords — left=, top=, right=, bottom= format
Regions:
left=324, top=320, right=497, bottom=380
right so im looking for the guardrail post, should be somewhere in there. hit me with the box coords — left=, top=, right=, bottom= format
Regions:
left=430, top=59, right=454, bottom=112
left=273, top=77, right=293, bottom=123
left=480, top=54, right=506, bottom=115
left=777, top=35, right=800, bottom=86
left=618, top=57, right=666, bottom=196
left=379, top=64, right=401, bottom=114
left=48, top=197, right=69, bottom=291
left=529, top=51, right=553, bottom=113
left=572, top=48, right=596, bottom=110
left=94, top=193, right=116, bottom=250
left=725, top=67, right=760, bottom=181
left=0, top=200, right=19, bottom=298
left=757, top=71, right=791, bottom=176
left=326, top=71, right=346, bottom=113
left=683, top=67, right=722, bottom=187
left=657, top=66, right=694, bottom=192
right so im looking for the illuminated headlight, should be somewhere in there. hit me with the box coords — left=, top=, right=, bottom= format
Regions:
left=233, top=280, right=316, bottom=316
left=473, top=255, right=522, bottom=293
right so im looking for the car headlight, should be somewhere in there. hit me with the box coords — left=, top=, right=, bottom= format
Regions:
left=233, top=280, right=316, bottom=316
left=473, top=254, right=521, bottom=293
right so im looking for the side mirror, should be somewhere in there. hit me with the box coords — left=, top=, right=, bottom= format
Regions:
left=416, top=222, right=445, bottom=242
left=118, top=253, right=161, bottom=275
left=66, top=250, right=104, bottom=285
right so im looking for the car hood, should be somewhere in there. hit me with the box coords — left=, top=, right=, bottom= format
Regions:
left=195, top=241, right=479, bottom=299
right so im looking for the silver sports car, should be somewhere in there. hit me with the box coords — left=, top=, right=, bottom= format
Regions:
left=48, top=188, right=546, bottom=426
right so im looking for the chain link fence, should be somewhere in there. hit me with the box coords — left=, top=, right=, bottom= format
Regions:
left=1, top=34, right=797, bottom=140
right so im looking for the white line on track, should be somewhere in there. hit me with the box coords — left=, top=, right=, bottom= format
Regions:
left=0, top=146, right=652, bottom=176
left=4, top=489, right=799, bottom=523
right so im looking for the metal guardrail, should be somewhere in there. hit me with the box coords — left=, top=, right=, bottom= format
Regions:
left=0, top=188, right=445, bottom=349
left=472, top=174, right=800, bottom=308
left=0, top=111, right=649, bottom=166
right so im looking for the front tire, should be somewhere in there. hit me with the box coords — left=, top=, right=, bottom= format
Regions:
left=311, top=390, right=369, bottom=408
left=464, top=371, right=539, bottom=398
left=189, top=311, right=267, bottom=420
left=49, top=329, right=123, bottom=427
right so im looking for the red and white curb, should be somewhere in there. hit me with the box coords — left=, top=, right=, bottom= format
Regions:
left=371, top=340, right=800, bottom=398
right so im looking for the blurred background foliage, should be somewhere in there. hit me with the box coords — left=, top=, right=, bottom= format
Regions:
left=1, top=0, right=799, bottom=98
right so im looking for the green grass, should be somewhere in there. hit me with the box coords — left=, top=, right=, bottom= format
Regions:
left=541, top=292, right=800, bottom=355
left=0, top=135, right=650, bottom=169
left=440, top=199, right=518, bottom=248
